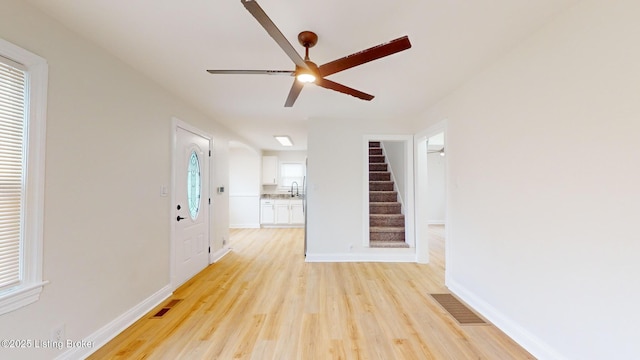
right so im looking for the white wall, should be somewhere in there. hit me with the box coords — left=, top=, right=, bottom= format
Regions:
left=381, top=141, right=406, bottom=206
left=229, top=142, right=261, bottom=228
left=0, top=1, right=250, bottom=358
left=426, top=152, right=445, bottom=223
left=306, top=118, right=416, bottom=261
left=421, top=0, right=640, bottom=358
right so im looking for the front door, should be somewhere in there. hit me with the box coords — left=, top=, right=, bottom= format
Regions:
left=174, top=124, right=210, bottom=287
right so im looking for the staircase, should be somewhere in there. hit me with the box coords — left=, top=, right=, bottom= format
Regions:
left=368, top=141, right=408, bottom=248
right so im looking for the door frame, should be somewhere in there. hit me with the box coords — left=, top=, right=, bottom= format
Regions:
left=414, top=120, right=449, bottom=279
left=170, top=117, right=213, bottom=291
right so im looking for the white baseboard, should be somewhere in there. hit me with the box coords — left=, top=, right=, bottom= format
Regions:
left=260, top=224, right=304, bottom=228
left=428, top=220, right=445, bottom=225
left=306, top=252, right=416, bottom=263
left=210, top=247, right=231, bottom=263
left=229, top=223, right=260, bottom=229
left=56, top=285, right=172, bottom=360
left=447, top=279, right=568, bottom=360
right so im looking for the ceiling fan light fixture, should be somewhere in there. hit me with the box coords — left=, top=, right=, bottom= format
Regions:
left=296, top=73, right=316, bottom=83
left=274, top=135, right=293, bottom=147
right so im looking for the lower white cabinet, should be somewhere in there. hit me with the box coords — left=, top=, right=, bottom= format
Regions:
left=274, top=200, right=290, bottom=224
left=290, top=200, right=304, bottom=224
left=260, top=198, right=304, bottom=226
left=260, top=199, right=275, bottom=224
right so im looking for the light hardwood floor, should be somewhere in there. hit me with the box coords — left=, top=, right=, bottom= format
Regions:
left=88, top=226, right=534, bottom=359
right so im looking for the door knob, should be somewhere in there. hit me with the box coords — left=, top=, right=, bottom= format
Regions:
left=177, top=216, right=185, bottom=221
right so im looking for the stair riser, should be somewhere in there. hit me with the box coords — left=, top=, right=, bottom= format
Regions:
left=369, top=192, right=397, bottom=202
left=370, top=204, right=401, bottom=214
left=369, top=172, right=391, bottom=181
left=369, top=155, right=385, bottom=163
left=369, top=163, right=387, bottom=171
left=369, top=232, right=406, bottom=241
left=369, top=182, right=394, bottom=191
left=370, top=216, right=405, bottom=227
left=369, top=141, right=381, bottom=148
left=370, top=241, right=409, bottom=248
left=369, top=148, right=383, bottom=156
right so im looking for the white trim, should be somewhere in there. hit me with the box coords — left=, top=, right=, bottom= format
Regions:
left=56, top=285, right=172, bottom=360
left=230, top=224, right=261, bottom=229
left=414, top=121, right=448, bottom=269
left=0, top=281, right=48, bottom=316
left=428, top=220, right=446, bottom=225
left=170, top=117, right=214, bottom=291
left=362, top=138, right=372, bottom=247
left=448, top=279, right=569, bottom=360
left=210, top=247, right=232, bottom=263
left=0, top=38, right=48, bottom=315
left=306, top=251, right=416, bottom=263
left=260, top=224, right=304, bottom=229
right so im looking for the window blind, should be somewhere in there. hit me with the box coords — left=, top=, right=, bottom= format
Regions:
left=0, top=59, right=25, bottom=291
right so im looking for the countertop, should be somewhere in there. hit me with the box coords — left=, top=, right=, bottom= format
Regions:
left=261, top=193, right=305, bottom=199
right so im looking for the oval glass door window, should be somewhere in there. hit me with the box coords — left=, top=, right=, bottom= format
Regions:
left=187, top=150, right=201, bottom=220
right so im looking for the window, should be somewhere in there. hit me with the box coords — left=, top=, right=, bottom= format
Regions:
left=0, top=39, right=48, bottom=315
left=279, top=162, right=305, bottom=190
left=187, top=150, right=201, bottom=220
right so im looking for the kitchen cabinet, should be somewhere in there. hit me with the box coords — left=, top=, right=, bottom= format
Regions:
left=260, top=199, right=274, bottom=224
left=290, top=199, right=304, bottom=224
left=260, top=198, right=304, bottom=226
left=262, top=156, right=278, bottom=185
left=274, top=200, right=290, bottom=224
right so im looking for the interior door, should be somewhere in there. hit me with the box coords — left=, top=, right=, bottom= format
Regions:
left=175, top=126, right=210, bottom=287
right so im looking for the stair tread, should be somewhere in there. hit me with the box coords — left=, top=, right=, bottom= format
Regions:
left=370, top=213, right=404, bottom=217
left=370, top=202, right=401, bottom=205
left=370, top=227, right=405, bottom=233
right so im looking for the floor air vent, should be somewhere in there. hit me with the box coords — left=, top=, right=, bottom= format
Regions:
left=151, top=299, right=182, bottom=318
left=430, top=294, right=486, bottom=325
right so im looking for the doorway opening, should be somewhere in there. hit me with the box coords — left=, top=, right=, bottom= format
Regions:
left=362, top=135, right=414, bottom=249
left=414, top=122, right=448, bottom=278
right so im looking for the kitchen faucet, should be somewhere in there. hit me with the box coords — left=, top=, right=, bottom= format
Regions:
left=290, top=181, right=299, bottom=197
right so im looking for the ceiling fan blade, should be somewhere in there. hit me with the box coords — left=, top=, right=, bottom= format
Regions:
left=206, top=70, right=294, bottom=76
left=284, top=79, right=304, bottom=107
left=241, top=0, right=309, bottom=70
left=318, top=36, right=412, bottom=77
left=316, top=78, right=374, bottom=101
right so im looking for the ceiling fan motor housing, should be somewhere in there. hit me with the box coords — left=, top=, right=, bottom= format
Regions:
left=298, top=31, right=318, bottom=48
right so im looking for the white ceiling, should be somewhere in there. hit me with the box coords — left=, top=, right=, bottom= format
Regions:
left=27, top=0, right=578, bottom=151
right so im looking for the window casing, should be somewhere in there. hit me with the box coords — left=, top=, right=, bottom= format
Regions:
left=0, top=39, right=48, bottom=315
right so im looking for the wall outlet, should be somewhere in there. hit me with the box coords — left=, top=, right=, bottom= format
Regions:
left=51, top=324, right=65, bottom=342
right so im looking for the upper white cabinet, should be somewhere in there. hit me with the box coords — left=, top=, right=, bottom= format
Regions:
left=262, top=156, right=278, bottom=185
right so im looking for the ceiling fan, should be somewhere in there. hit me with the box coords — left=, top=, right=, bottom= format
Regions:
left=206, top=0, right=412, bottom=107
